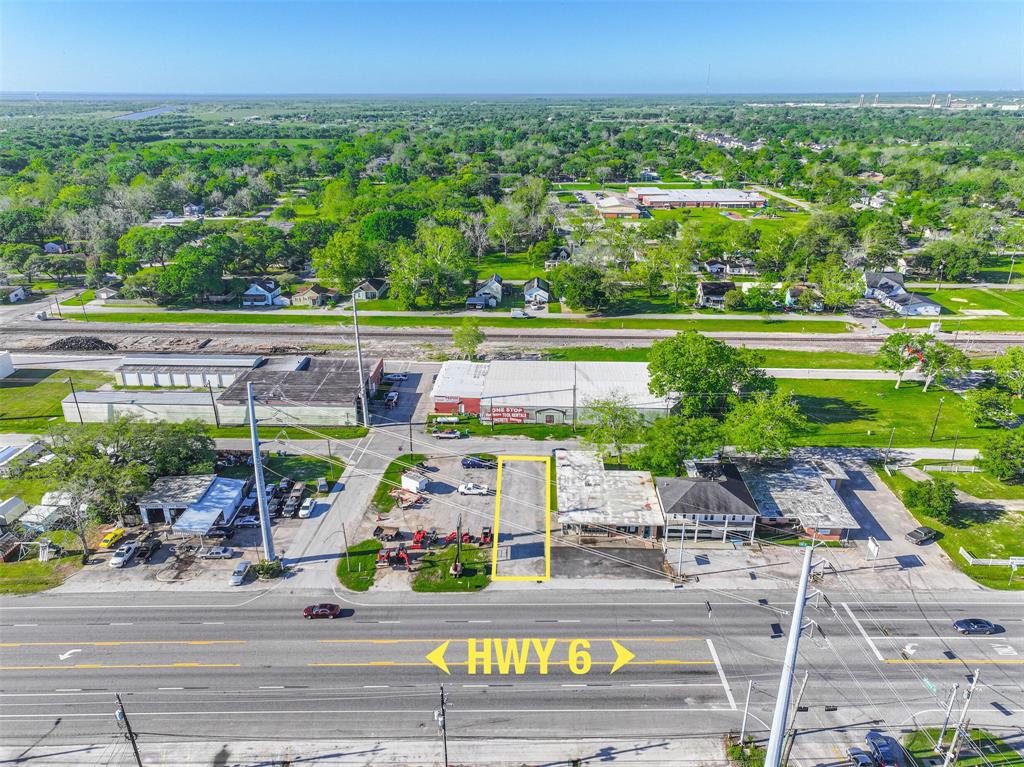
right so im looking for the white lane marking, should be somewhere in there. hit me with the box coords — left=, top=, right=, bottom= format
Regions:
left=991, top=644, right=1018, bottom=656
left=842, top=602, right=885, bottom=662
left=629, top=683, right=722, bottom=688
left=462, top=684, right=488, bottom=688
left=109, top=622, right=133, bottom=626
left=0, top=707, right=759, bottom=719
left=202, top=621, right=224, bottom=625
left=561, top=684, right=586, bottom=688
left=54, top=689, right=82, bottom=693
left=258, top=686, right=285, bottom=690
left=650, top=619, right=674, bottom=623
left=467, top=620, right=491, bottom=624
left=158, top=687, right=184, bottom=691
left=556, top=620, right=580, bottom=623
left=57, top=649, right=82, bottom=661
left=901, top=643, right=918, bottom=657
left=361, top=685, right=389, bottom=689
left=376, top=620, right=400, bottom=624
left=12, top=624, right=38, bottom=627
left=706, top=639, right=736, bottom=711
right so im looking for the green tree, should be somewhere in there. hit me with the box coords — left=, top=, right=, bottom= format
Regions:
left=647, top=331, right=774, bottom=417
left=0, top=243, right=43, bottom=275
left=583, top=395, right=646, bottom=465
left=978, top=430, right=1024, bottom=481
left=903, top=478, right=957, bottom=523
left=548, top=263, right=613, bottom=312
left=724, top=390, right=808, bottom=461
left=962, top=388, right=1016, bottom=427
left=0, top=208, right=45, bottom=245
left=452, top=318, right=485, bottom=359
left=312, top=226, right=381, bottom=291
left=157, top=246, right=224, bottom=302
left=487, top=204, right=517, bottom=257
left=878, top=331, right=930, bottom=389
left=808, top=254, right=862, bottom=311
left=42, top=255, right=86, bottom=285
left=992, top=347, right=1024, bottom=398
left=627, top=415, right=723, bottom=476
left=919, top=341, right=969, bottom=393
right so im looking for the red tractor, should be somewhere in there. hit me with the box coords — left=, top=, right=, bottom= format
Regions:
left=480, top=526, right=493, bottom=546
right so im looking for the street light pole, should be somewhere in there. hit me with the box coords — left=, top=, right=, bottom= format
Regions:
left=247, top=382, right=275, bottom=562
left=435, top=685, right=449, bottom=767
left=115, top=693, right=144, bottom=767
left=929, top=396, right=945, bottom=441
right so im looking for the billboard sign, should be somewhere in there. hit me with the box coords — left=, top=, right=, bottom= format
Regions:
left=490, top=406, right=529, bottom=424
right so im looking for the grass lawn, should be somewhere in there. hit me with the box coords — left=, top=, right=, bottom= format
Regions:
left=903, top=729, right=1022, bottom=766
left=412, top=544, right=490, bottom=592
left=60, top=289, right=95, bottom=306
left=650, top=206, right=809, bottom=239
left=71, top=311, right=851, bottom=333
left=0, top=369, right=113, bottom=433
left=976, top=255, right=1024, bottom=285
left=873, top=466, right=1024, bottom=590
left=372, top=453, right=427, bottom=514
left=916, top=288, right=1024, bottom=318
left=881, top=316, right=1024, bottom=332
left=0, top=477, right=54, bottom=505
left=335, top=538, right=382, bottom=592
left=786, top=379, right=1018, bottom=448
left=429, top=414, right=579, bottom=441
left=475, top=250, right=541, bottom=281
left=0, top=555, right=83, bottom=595
left=916, top=462, right=1024, bottom=500
left=209, top=424, right=367, bottom=440
left=544, top=345, right=883, bottom=369
left=219, top=454, right=343, bottom=485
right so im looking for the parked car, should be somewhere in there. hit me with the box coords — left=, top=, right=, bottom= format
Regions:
left=865, top=732, right=898, bottom=767
left=953, top=618, right=998, bottom=635
left=905, top=525, right=939, bottom=545
left=846, top=747, right=875, bottom=767
left=234, top=516, right=260, bottom=528
left=384, top=391, right=399, bottom=408
left=205, top=526, right=234, bottom=540
left=303, top=603, right=342, bottom=619
left=510, top=308, right=531, bottom=319
left=458, top=483, right=489, bottom=496
left=298, top=498, right=316, bottom=518
left=99, top=528, right=125, bottom=549
left=383, top=373, right=408, bottom=382
left=229, top=560, right=252, bottom=586
left=432, top=428, right=466, bottom=439
left=138, top=537, right=162, bottom=562
left=197, top=546, right=234, bottom=559
left=317, top=477, right=330, bottom=493
left=461, top=456, right=496, bottom=469
left=108, top=541, right=139, bottom=568
left=278, top=477, right=293, bottom=493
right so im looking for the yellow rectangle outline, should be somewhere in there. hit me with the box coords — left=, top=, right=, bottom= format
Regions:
left=491, top=455, right=551, bottom=582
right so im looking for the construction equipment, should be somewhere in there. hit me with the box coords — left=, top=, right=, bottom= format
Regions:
left=373, top=525, right=402, bottom=542
left=388, top=488, right=425, bottom=509
left=480, top=526, right=493, bottom=546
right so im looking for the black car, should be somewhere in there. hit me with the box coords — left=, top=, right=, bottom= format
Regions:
left=138, top=538, right=162, bottom=562
left=865, top=732, right=897, bottom=767
left=461, top=456, right=496, bottom=469
left=205, top=526, right=234, bottom=540
left=953, top=618, right=998, bottom=635
left=278, top=477, right=293, bottom=493
left=905, top=525, right=939, bottom=545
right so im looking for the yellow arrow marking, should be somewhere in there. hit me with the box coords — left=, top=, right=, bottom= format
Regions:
left=426, top=640, right=451, bottom=675
left=609, top=640, right=635, bottom=674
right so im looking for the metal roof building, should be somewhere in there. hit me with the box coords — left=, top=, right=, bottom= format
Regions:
left=115, top=353, right=308, bottom=389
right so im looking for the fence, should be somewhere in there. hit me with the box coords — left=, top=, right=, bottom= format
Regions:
left=922, top=463, right=980, bottom=474
left=959, top=546, right=1024, bottom=568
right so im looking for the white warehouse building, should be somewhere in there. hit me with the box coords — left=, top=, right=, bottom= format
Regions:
left=115, top=353, right=268, bottom=389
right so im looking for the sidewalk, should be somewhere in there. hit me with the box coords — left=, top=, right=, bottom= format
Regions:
left=0, top=737, right=725, bottom=766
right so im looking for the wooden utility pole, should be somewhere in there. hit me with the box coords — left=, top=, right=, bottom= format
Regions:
left=115, top=694, right=143, bottom=767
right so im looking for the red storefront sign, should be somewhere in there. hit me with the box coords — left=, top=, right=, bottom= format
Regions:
left=490, top=406, right=528, bottom=424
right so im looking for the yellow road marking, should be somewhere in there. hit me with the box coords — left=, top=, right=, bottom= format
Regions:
left=492, top=455, right=551, bottom=582
left=0, top=640, right=245, bottom=648
left=309, top=660, right=713, bottom=668
left=317, top=637, right=702, bottom=644
left=0, top=663, right=242, bottom=671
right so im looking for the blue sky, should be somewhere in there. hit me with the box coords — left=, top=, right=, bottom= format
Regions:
left=1, top=1, right=1021, bottom=94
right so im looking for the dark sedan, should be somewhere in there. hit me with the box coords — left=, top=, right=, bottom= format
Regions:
left=461, top=456, right=496, bottom=469
left=303, top=603, right=342, bottom=620
left=953, top=618, right=998, bottom=635
left=865, top=732, right=897, bottom=767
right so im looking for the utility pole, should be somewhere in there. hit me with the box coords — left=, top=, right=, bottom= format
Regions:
left=115, top=693, right=143, bottom=767
left=884, top=426, right=896, bottom=465
left=781, top=671, right=810, bottom=767
left=409, top=420, right=414, bottom=452
left=246, top=382, right=275, bottom=562
left=351, top=295, right=371, bottom=428
left=950, top=432, right=960, bottom=464
left=739, top=679, right=754, bottom=743
left=1008, top=254, right=1017, bottom=285
left=764, top=546, right=822, bottom=767
left=207, top=381, right=220, bottom=428
left=929, top=396, right=945, bottom=441
left=935, top=682, right=960, bottom=751
left=571, top=363, right=577, bottom=433
left=435, top=684, right=449, bottom=767
left=341, top=523, right=350, bottom=572
left=942, top=670, right=980, bottom=767
left=67, top=376, right=83, bottom=424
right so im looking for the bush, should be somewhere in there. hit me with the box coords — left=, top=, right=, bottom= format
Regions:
left=253, top=558, right=287, bottom=579
left=903, top=478, right=956, bottom=523
left=978, top=430, right=1024, bottom=481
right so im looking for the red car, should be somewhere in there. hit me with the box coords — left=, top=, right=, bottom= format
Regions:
left=303, top=603, right=342, bottom=620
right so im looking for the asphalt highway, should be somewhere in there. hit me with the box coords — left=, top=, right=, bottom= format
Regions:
left=2, top=588, right=1022, bottom=757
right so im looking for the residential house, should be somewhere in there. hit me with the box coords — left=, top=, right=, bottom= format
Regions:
left=352, top=278, right=389, bottom=301
left=183, top=203, right=204, bottom=217
left=241, top=279, right=286, bottom=307
left=703, top=259, right=728, bottom=275
left=696, top=281, right=736, bottom=309
left=595, top=196, right=642, bottom=219
left=784, top=283, right=824, bottom=312
left=44, top=241, right=68, bottom=254
left=724, top=256, right=759, bottom=276
left=95, top=286, right=120, bottom=302
left=639, top=168, right=661, bottom=182
left=863, top=271, right=941, bottom=316
left=292, top=283, right=337, bottom=307
left=523, top=277, right=551, bottom=305
left=207, top=206, right=228, bottom=217
left=657, top=462, right=759, bottom=542
left=0, top=286, right=28, bottom=303
left=474, top=274, right=504, bottom=307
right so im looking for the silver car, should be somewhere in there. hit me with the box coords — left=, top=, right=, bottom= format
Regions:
left=108, top=542, right=139, bottom=568
left=197, top=546, right=234, bottom=560
left=229, top=560, right=252, bottom=586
